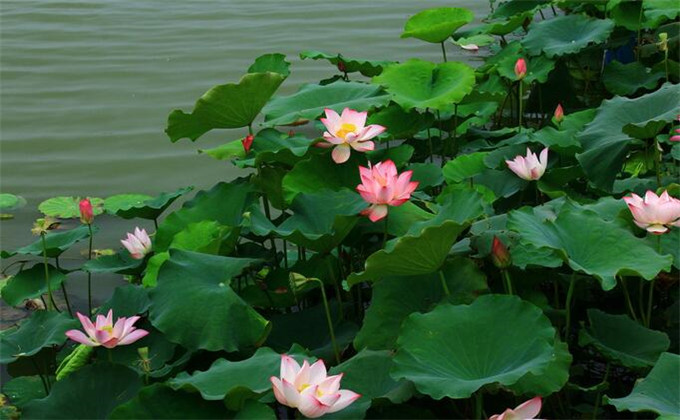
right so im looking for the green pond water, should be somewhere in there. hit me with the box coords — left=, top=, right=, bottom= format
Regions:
left=0, top=0, right=486, bottom=308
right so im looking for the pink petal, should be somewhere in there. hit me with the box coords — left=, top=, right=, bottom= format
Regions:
left=513, top=396, right=542, bottom=419
left=120, top=316, right=141, bottom=338
left=281, top=355, right=301, bottom=382
left=112, top=318, right=127, bottom=339
left=318, top=374, right=343, bottom=395
left=356, top=124, right=385, bottom=141
left=538, top=148, right=549, bottom=169
left=65, top=330, right=96, bottom=346
left=298, top=387, right=331, bottom=418
left=117, top=329, right=149, bottom=345
left=76, top=312, right=96, bottom=338
left=270, top=377, right=287, bottom=405
left=357, top=184, right=377, bottom=204
left=340, top=108, right=367, bottom=129
left=295, top=360, right=311, bottom=390
left=308, top=360, right=328, bottom=385
left=281, top=378, right=301, bottom=408
left=332, top=145, right=351, bottom=164
left=646, top=225, right=669, bottom=234
left=101, top=337, right=120, bottom=349
left=326, top=389, right=361, bottom=413
left=460, top=43, right=479, bottom=51
left=95, top=329, right=113, bottom=345
left=321, top=108, right=341, bottom=133
left=322, top=132, right=345, bottom=145
left=350, top=140, right=375, bottom=152
left=367, top=204, right=388, bottom=222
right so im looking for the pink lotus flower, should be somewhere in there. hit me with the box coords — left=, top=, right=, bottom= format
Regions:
left=79, top=198, right=94, bottom=224
left=671, top=128, right=680, bottom=142
left=489, top=396, right=543, bottom=420
left=356, top=160, right=418, bottom=222
left=514, top=58, right=527, bottom=80
left=506, top=147, right=549, bottom=181
left=554, top=103, right=564, bottom=123
left=270, top=355, right=360, bottom=418
left=242, top=134, right=254, bottom=153
left=319, top=108, right=385, bottom=164
left=121, top=227, right=152, bottom=259
left=623, top=190, right=680, bottom=234
left=65, top=310, right=149, bottom=348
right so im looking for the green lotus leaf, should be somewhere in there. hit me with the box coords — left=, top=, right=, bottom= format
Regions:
left=81, top=252, right=144, bottom=275
left=263, top=81, right=390, bottom=126
left=38, top=196, right=104, bottom=219
left=508, top=206, right=672, bottom=291
left=155, top=181, right=255, bottom=251
left=602, top=61, right=665, bottom=96
left=482, top=12, right=532, bottom=36
left=1, top=264, right=66, bottom=307
left=509, top=339, right=572, bottom=396
left=408, top=163, right=444, bottom=190
left=110, top=383, right=226, bottom=419
left=355, top=257, right=487, bottom=351
left=168, top=345, right=309, bottom=410
left=148, top=249, right=268, bottom=352
left=366, top=104, right=434, bottom=139
left=0, top=193, right=26, bottom=211
left=576, top=83, right=679, bottom=191
left=496, top=53, right=556, bottom=84
left=391, top=295, right=555, bottom=399
left=233, top=401, right=276, bottom=419
left=0, top=311, right=77, bottom=364
left=451, top=34, right=496, bottom=49
left=22, top=363, right=142, bottom=420
left=282, top=151, right=362, bottom=203
left=166, top=72, right=285, bottom=142
left=401, top=7, right=474, bottom=43
left=643, top=0, right=679, bottom=28
left=244, top=128, right=316, bottom=167
left=347, top=221, right=466, bottom=287
left=104, top=187, right=193, bottom=220
left=579, top=309, right=670, bottom=368
left=490, top=0, right=550, bottom=19
left=17, top=225, right=96, bottom=258
left=299, top=50, right=392, bottom=77
left=247, top=53, right=290, bottom=77
left=97, top=284, right=150, bottom=318
left=443, top=152, right=489, bottom=184
left=474, top=168, right=526, bottom=198
left=522, top=14, right=615, bottom=58
left=607, top=0, right=644, bottom=30
left=1, top=376, right=46, bottom=408
left=606, top=352, right=680, bottom=417
left=373, top=59, right=475, bottom=111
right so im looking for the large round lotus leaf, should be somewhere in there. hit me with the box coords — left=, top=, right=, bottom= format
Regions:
left=347, top=221, right=467, bottom=286
left=103, top=186, right=192, bottom=220
left=16, top=225, right=96, bottom=258
left=1, top=264, right=66, bottom=306
left=299, top=50, right=393, bottom=77
left=400, top=7, right=474, bottom=43
left=391, top=295, right=555, bottom=399
left=0, top=193, right=26, bottom=211
left=509, top=339, right=572, bottom=396
left=0, top=311, right=77, bottom=364
left=262, top=81, right=390, bottom=127
left=576, top=83, right=679, bottom=191
left=155, top=181, right=255, bottom=251
left=247, top=53, right=290, bottom=77
left=168, top=345, right=309, bottom=410
left=22, top=363, right=141, bottom=419
left=508, top=206, right=672, bottom=291
left=97, top=284, right=150, bottom=319
left=354, top=257, right=487, bottom=351
left=2, top=376, right=46, bottom=408
left=373, top=59, right=475, bottom=111
left=643, top=0, right=679, bottom=28
left=282, top=152, right=362, bottom=202
left=166, top=72, right=285, bottom=142
left=38, top=196, right=104, bottom=219
left=579, top=309, right=670, bottom=368
left=149, top=249, right=269, bottom=352
left=110, top=383, right=226, bottom=419
left=522, top=14, right=615, bottom=58
left=602, top=61, right=665, bottom=96
left=606, top=352, right=680, bottom=417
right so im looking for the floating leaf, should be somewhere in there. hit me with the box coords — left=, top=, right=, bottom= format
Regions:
left=247, top=53, right=290, bottom=77
left=392, top=295, right=555, bottom=399
left=373, top=59, right=475, bottom=111
left=1, top=264, right=66, bottom=307
left=401, top=7, right=474, bottom=43
left=104, top=187, right=192, bottom=220
left=38, top=196, right=103, bottom=219
left=16, top=225, right=96, bottom=258
left=606, top=352, right=680, bottom=417
left=166, top=72, right=285, bottom=142
left=0, top=193, right=26, bottom=211
left=0, top=311, right=77, bottom=364
left=522, top=14, right=615, bottom=58
left=579, top=309, right=670, bottom=368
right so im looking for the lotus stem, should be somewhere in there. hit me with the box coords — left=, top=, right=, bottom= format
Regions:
left=327, top=256, right=344, bottom=320
left=565, top=273, right=576, bottom=338
left=56, top=257, right=73, bottom=317
left=639, top=279, right=647, bottom=326
left=283, top=240, right=288, bottom=269
left=87, top=223, right=93, bottom=314
left=646, top=237, right=662, bottom=327
left=592, top=362, right=610, bottom=419
left=636, top=5, right=643, bottom=61
left=664, top=50, right=669, bottom=81
left=153, top=218, right=158, bottom=230
left=262, top=195, right=278, bottom=264
left=426, top=117, right=434, bottom=163
left=382, top=214, right=389, bottom=249
left=619, top=276, right=638, bottom=322
left=313, top=278, right=340, bottom=364
left=502, top=270, right=513, bottom=296
left=474, top=392, right=484, bottom=419
left=440, top=41, right=448, bottom=63
left=438, top=270, right=451, bottom=296
left=539, top=9, right=545, bottom=20
left=518, top=81, right=523, bottom=130
left=40, top=233, right=55, bottom=311
left=654, top=138, right=662, bottom=188
left=30, top=358, right=50, bottom=394
left=452, top=104, right=459, bottom=162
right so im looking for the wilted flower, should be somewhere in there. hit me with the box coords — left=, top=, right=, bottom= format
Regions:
left=623, top=190, right=680, bottom=234
left=356, top=160, right=418, bottom=222
left=121, top=227, right=152, bottom=259
left=506, top=148, right=549, bottom=181
left=489, top=397, right=543, bottom=420
left=242, top=134, right=254, bottom=153
left=79, top=198, right=94, bottom=224
left=553, top=103, right=564, bottom=123
left=65, top=310, right=149, bottom=348
left=319, top=108, right=386, bottom=164
left=270, top=355, right=360, bottom=418
left=491, top=236, right=512, bottom=269
left=514, top=58, right=527, bottom=80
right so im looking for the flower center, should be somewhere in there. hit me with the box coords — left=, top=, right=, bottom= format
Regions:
left=299, top=383, right=311, bottom=392
left=335, top=123, right=357, bottom=139
left=101, top=325, right=113, bottom=334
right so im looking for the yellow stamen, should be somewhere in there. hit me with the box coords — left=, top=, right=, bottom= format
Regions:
left=101, top=325, right=113, bottom=334
left=335, top=123, right=357, bottom=139
left=299, top=383, right=311, bottom=392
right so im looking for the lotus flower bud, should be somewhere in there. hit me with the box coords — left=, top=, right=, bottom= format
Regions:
left=554, top=103, right=564, bottom=123
left=242, top=134, right=254, bottom=154
left=79, top=198, right=94, bottom=224
left=514, top=58, right=527, bottom=80
left=337, top=61, right=347, bottom=73
left=491, top=236, right=511, bottom=269
left=658, top=32, right=668, bottom=52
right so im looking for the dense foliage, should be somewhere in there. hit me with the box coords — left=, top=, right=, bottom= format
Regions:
left=2, top=1, right=679, bottom=419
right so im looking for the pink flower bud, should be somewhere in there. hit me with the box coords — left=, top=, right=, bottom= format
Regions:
left=242, top=134, right=254, bottom=154
left=554, top=103, right=564, bottom=123
left=491, top=236, right=511, bottom=269
left=79, top=198, right=94, bottom=224
left=514, top=58, right=527, bottom=80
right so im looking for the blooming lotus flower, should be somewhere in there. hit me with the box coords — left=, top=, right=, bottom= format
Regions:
left=121, top=227, right=152, bottom=259
left=489, top=397, right=543, bottom=420
left=356, top=160, right=418, bottom=222
left=242, top=134, right=254, bottom=153
left=554, top=103, right=564, bottom=123
left=319, top=108, right=386, bottom=164
left=623, top=190, right=680, bottom=234
left=65, top=310, right=149, bottom=348
left=270, top=355, right=361, bottom=418
left=514, top=58, right=527, bottom=80
left=79, top=198, right=94, bottom=224
left=506, top=147, right=549, bottom=181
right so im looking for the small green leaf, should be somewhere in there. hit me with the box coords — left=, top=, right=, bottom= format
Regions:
left=17, top=225, right=96, bottom=258
left=0, top=194, right=26, bottom=211
left=299, top=50, right=392, bottom=77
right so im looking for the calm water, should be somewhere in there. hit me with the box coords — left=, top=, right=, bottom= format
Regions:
left=0, top=0, right=486, bottom=307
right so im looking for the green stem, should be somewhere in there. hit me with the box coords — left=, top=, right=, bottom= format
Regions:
left=31, top=358, right=50, bottom=394
left=40, top=233, right=54, bottom=311
left=440, top=41, right=448, bottom=62
left=327, top=257, right=344, bottom=320
left=439, top=270, right=451, bottom=297
left=452, top=104, right=458, bottom=161
left=153, top=218, right=158, bottom=230
left=87, top=224, right=93, bottom=314
left=639, top=280, right=648, bottom=326
left=262, top=195, right=278, bottom=264
left=565, top=273, right=576, bottom=338
left=475, top=392, right=484, bottom=420
left=654, top=139, right=662, bottom=188
left=55, top=257, right=73, bottom=316
left=283, top=240, right=289, bottom=269
left=426, top=114, right=434, bottom=163
left=502, top=269, right=513, bottom=296
left=314, top=279, right=340, bottom=364
left=665, top=50, right=669, bottom=81
left=646, top=237, right=661, bottom=327
left=619, top=276, right=638, bottom=322
left=592, top=363, right=610, bottom=419
left=518, top=82, right=523, bottom=130
left=382, top=214, right=389, bottom=249
left=636, top=5, right=643, bottom=61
